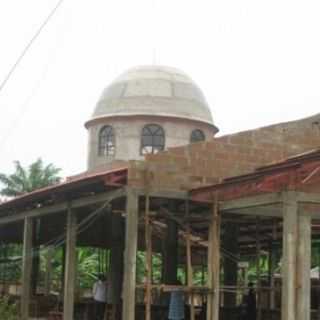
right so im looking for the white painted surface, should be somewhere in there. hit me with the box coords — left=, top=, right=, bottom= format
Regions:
left=86, top=66, right=217, bottom=171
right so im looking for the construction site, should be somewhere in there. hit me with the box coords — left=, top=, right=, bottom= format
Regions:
left=0, top=66, right=319, bottom=320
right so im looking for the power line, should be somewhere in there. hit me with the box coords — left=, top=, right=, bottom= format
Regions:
left=0, top=0, right=65, bottom=94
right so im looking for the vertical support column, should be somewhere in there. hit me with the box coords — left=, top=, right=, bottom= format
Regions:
left=21, top=217, right=33, bottom=320
left=122, top=188, right=139, bottom=320
left=296, top=209, right=311, bottom=320
left=63, top=205, right=77, bottom=320
left=207, top=200, right=221, bottom=320
left=281, top=192, right=298, bottom=320
left=145, top=194, right=152, bottom=320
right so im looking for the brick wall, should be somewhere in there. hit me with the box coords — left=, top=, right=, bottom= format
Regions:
left=128, top=113, right=320, bottom=191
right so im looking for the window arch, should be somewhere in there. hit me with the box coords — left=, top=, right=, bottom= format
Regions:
left=98, top=125, right=115, bottom=156
left=141, top=124, right=165, bottom=155
left=190, top=129, right=205, bottom=143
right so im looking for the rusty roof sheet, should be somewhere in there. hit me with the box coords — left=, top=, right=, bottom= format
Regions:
left=0, top=167, right=128, bottom=211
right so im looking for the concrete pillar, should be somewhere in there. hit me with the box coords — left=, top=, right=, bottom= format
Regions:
left=281, top=192, right=298, bottom=320
left=21, top=217, right=33, bottom=320
left=163, top=219, right=178, bottom=285
left=63, top=206, right=77, bottom=320
left=122, top=188, right=139, bottom=320
left=296, top=211, right=311, bottom=320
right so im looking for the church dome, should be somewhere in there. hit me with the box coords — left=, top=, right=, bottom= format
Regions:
left=85, top=66, right=217, bottom=131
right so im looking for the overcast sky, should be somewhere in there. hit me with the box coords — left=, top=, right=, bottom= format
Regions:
left=0, top=0, right=320, bottom=177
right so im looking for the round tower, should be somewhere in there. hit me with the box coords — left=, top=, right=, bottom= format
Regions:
left=85, top=66, right=218, bottom=171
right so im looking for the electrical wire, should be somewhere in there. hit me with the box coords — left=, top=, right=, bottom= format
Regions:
left=0, top=0, right=65, bottom=94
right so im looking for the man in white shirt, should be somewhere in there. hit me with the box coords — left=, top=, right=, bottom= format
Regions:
left=93, top=274, right=107, bottom=320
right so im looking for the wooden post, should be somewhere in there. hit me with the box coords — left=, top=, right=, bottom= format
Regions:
left=281, top=192, right=298, bottom=320
left=122, top=188, right=139, bottom=320
left=145, top=194, right=152, bottom=320
left=21, top=217, right=33, bottom=320
left=296, top=209, right=311, bottom=320
left=207, top=199, right=221, bottom=320
left=63, top=206, right=77, bottom=320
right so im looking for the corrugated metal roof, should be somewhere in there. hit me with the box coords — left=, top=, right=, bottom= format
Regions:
left=0, top=167, right=128, bottom=211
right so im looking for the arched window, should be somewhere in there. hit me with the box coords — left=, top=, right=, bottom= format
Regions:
left=141, top=124, right=165, bottom=155
left=98, top=125, right=115, bottom=156
left=190, top=129, right=205, bottom=143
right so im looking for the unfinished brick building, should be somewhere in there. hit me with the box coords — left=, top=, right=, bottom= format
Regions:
left=0, top=66, right=319, bottom=320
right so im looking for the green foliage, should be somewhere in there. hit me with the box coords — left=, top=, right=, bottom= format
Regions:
left=0, top=296, right=18, bottom=320
left=136, top=251, right=162, bottom=284
left=37, top=247, right=102, bottom=291
left=0, top=158, right=61, bottom=197
left=77, top=248, right=101, bottom=288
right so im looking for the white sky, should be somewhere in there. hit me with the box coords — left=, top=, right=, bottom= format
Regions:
left=0, top=0, right=320, bottom=177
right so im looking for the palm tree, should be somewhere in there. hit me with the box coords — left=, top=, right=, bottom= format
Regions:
left=0, top=158, right=61, bottom=197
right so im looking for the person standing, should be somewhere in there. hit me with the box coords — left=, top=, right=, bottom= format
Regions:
left=168, top=281, right=185, bottom=320
left=93, top=274, right=107, bottom=320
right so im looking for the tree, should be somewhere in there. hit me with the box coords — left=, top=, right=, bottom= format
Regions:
left=0, top=158, right=61, bottom=197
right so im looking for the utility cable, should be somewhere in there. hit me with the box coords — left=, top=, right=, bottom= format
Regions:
left=0, top=0, right=65, bottom=94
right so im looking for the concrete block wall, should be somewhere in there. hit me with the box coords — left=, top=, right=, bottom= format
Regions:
left=128, top=113, right=320, bottom=191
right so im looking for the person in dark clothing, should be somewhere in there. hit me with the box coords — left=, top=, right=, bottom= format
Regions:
left=246, top=282, right=257, bottom=320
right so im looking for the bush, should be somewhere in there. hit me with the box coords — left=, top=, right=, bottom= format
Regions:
left=0, top=296, right=19, bottom=320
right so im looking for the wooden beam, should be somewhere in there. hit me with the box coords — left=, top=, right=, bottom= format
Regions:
left=122, top=188, right=139, bottom=320
left=63, top=205, right=77, bottom=320
left=0, top=188, right=125, bottom=226
left=21, top=217, right=33, bottom=320
left=281, top=192, right=298, bottom=320
left=207, top=199, right=221, bottom=320
left=220, top=193, right=282, bottom=212
left=297, top=210, right=311, bottom=320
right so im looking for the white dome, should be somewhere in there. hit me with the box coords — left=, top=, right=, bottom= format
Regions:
left=86, top=66, right=217, bottom=131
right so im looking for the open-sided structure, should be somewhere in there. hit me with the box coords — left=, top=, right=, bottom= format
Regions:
left=1, top=65, right=320, bottom=320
